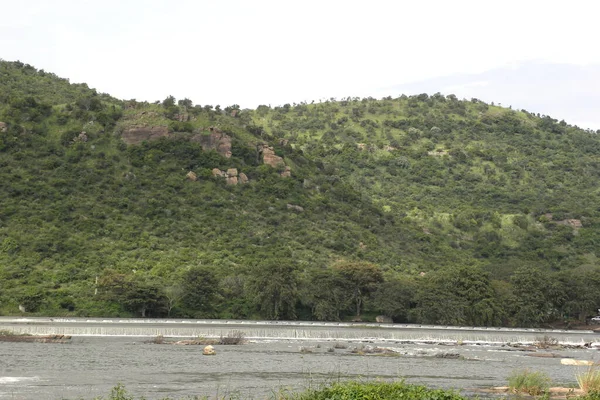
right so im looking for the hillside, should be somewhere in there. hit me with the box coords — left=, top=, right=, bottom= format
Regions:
left=1, top=60, right=599, bottom=327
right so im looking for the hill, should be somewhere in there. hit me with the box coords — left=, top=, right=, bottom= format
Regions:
left=1, top=60, right=599, bottom=326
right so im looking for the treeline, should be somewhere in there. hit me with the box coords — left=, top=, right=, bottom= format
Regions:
left=51, top=261, right=598, bottom=327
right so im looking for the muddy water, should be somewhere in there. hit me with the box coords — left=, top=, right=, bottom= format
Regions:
left=0, top=318, right=599, bottom=399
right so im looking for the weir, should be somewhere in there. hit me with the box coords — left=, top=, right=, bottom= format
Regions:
left=1, top=317, right=598, bottom=345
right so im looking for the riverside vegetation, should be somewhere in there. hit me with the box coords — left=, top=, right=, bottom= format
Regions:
left=1, top=60, right=600, bottom=326
left=81, top=380, right=600, bottom=400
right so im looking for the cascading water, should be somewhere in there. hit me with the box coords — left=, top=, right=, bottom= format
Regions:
left=1, top=317, right=598, bottom=345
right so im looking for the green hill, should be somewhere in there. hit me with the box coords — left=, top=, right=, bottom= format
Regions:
left=1, top=60, right=599, bottom=326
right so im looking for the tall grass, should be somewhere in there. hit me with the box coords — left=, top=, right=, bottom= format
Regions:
left=508, top=369, right=551, bottom=396
left=577, top=366, right=600, bottom=394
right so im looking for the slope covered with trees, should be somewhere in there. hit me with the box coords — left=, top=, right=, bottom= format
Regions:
left=1, top=60, right=599, bottom=326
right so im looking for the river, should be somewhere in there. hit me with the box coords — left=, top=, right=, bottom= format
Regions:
left=0, top=317, right=599, bottom=399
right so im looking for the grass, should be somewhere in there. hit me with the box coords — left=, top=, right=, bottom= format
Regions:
left=508, top=369, right=551, bottom=396
left=577, top=366, right=600, bottom=394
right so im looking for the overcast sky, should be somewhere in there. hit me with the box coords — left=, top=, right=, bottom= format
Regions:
left=2, top=0, right=600, bottom=129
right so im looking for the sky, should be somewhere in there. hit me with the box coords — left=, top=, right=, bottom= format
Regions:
left=2, top=0, right=600, bottom=129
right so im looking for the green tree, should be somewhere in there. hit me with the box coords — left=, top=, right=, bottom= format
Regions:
left=180, top=266, right=218, bottom=317
left=333, top=261, right=383, bottom=318
left=248, top=262, right=299, bottom=320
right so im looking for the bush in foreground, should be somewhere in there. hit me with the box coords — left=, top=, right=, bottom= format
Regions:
left=508, top=369, right=551, bottom=396
left=280, top=381, right=467, bottom=400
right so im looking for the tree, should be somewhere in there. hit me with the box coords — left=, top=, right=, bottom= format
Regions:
left=332, top=261, right=383, bottom=318
left=371, top=276, right=416, bottom=322
left=162, top=95, right=176, bottom=108
left=248, top=262, right=299, bottom=320
left=511, top=266, right=562, bottom=327
left=180, top=266, right=218, bottom=316
left=413, top=266, right=502, bottom=326
left=301, top=268, right=353, bottom=321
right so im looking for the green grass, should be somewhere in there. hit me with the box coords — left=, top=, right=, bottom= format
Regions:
left=508, top=369, right=551, bottom=396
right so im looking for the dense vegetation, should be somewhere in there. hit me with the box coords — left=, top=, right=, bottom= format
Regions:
left=1, top=60, right=600, bottom=326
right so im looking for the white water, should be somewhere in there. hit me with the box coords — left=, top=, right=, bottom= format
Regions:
left=0, top=317, right=597, bottom=346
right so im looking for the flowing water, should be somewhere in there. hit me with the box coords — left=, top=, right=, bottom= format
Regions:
left=0, top=317, right=599, bottom=399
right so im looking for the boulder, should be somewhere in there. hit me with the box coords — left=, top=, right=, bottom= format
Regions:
left=212, top=168, right=225, bottom=177
left=226, top=168, right=238, bottom=177
left=186, top=171, right=197, bottom=181
left=203, top=345, right=216, bottom=355
left=0, top=121, right=8, bottom=132
left=192, top=127, right=232, bottom=158
left=226, top=176, right=238, bottom=185
left=376, top=315, right=393, bottom=323
left=239, top=173, right=249, bottom=184
left=122, top=126, right=169, bottom=145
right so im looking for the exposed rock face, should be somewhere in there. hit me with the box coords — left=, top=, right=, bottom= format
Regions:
left=0, top=121, right=7, bottom=132
left=122, top=126, right=169, bottom=145
left=287, top=204, right=304, bottom=212
left=376, top=315, right=393, bottom=323
left=239, top=173, right=249, bottom=184
left=186, top=171, right=197, bottom=181
left=192, top=127, right=232, bottom=158
left=259, top=144, right=285, bottom=167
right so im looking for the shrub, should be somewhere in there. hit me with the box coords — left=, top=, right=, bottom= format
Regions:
left=508, top=369, right=551, bottom=396
left=218, top=330, right=245, bottom=345
left=284, top=381, right=467, bottom=400
left=534, top=335, right=559, bottom=349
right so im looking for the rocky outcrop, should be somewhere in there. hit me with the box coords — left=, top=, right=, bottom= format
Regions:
left=0, top=121, right=7, bottom=132
left=212, top=168, right=247, bottom=185
left=186, top=171, right=197, bottom=181
left=259, top=144, right=285, bottom=167
left=226, top=168, right=238, bottom=185
left=191, top=127, right=232, bottom=158
left=122, top=126, right=169, bottom=145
